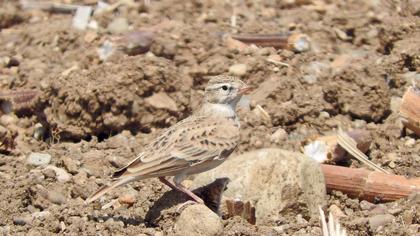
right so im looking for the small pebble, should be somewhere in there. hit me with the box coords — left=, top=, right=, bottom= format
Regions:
left=353, top=119, right=367, bottom=129
left=404, top=138, right=415, bottom=147
left=0, top=114, right=17, bottom=126
left=390, top=96, right=402, bottom=114
left=118, top=194, right=137, bottom=205
left=47, top=190, right=67, bottom=205
left=32, top=211, right=51, bottom=220
left=318, top=111, right=330, bottom=119
left=27, top=153, right=51, bottom=166
left=62, top=156, right=79, bottom=174
left=329, top=204, right=346, bottom=219
left=174, top=204, right=223, bottom=236
left=107, top=17, right=130, bottom=34
left=229, top=64, right=247, bottom=76
left=270, top=128, right=287, bottom=143
left=45, top=165, right=72, bottom=183
left=13, top=215, right=32, bottom=226
left=335, top=28, right=349, bottom=41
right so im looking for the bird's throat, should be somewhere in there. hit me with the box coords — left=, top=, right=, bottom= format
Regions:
left=198, top=102, right=237, bottom=120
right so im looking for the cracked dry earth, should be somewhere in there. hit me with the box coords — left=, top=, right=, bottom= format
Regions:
left=0, top=0, right=419, bottom=235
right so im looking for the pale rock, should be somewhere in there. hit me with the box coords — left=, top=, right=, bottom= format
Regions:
left=174, top=204, right=223, bottom=236
left=145, top=92, right=178, bottom=112
left=72, top=6, right=92, bottom=30
left=270, top=128, right=287, bottom=143
left=46, top=190, right=67, bottom=205
left=192, top=148, right=327, bottom=224
left=318, top=111, right=330, bottom=119
left=32, top=211, right=51, bottom=220
left=329, top=204, right=346, bottom=219
left=27, top=153, right=51, bottom=166
left=229, top=64, right=247, bottom=76
left=404, top=138, right=415, bottom=147
left=0, top=114, right=17, bottom=126
left=45, top=165, right=72, bottom=183
left=390, top=96, right=402, bottom=114
left=368, top=214, right=395, bottom=230
left=107, top=17, right=130, bottom=34
left=360, top=200, right=375, bottom=211
left=335, top=28, right=349, bottom=41
left=62, top=156, right=79, bottom=174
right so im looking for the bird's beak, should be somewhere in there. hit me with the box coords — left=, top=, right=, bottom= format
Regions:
left=239, top=86, right=253, bottom=95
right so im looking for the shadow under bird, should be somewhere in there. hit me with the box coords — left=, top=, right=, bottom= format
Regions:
left=85, top=75, right=252, bottom=204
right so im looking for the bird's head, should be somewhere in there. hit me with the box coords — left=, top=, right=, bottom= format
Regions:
left=204, top=75, right=252, bottom=107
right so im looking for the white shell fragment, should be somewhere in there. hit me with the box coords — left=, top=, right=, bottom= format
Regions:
left=304, top=140, right=328, bottom=163
left=72, top=6, right=93, bottom=30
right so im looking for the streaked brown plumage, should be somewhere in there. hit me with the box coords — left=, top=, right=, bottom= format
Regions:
left=85, top=75, right=250, bottom=204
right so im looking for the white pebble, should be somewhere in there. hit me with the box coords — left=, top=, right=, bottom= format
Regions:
left=27, top=153, right=51, bottom=166
left=229, top=64, right=247, bottom=76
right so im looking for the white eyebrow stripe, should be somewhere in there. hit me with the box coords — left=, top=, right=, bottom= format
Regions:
left=206, top=83, right=230, bottom=90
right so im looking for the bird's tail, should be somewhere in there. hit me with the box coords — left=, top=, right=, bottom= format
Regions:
left=84, top=177, right=135, bottom=204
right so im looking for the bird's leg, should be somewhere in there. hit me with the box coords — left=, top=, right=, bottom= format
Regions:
left=158, top=177, right=180, bottom=191
left=159, top=175, right=204, bottom=204
left=173, top=174, right=204, bottom=204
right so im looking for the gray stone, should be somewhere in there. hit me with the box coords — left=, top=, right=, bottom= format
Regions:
left=27, top=153, right=51, bottom=166
left=174, top=204, right=223, bottom=236
left=368, top=214, right=395, bottom=230
left=13, top=215, right=32, bottom=226
left=192, top=148, right=327, bottom=224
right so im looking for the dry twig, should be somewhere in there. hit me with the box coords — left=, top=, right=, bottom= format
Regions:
left=337, top=131, right=389, bottom=174
left=230, top=33, right=311, bottom=52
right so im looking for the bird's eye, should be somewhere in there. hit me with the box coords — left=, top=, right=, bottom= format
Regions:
left=222, top=85, right=228, bottom=91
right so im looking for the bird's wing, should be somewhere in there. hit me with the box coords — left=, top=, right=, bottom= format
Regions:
left=112, top=115, right=240, bottom=179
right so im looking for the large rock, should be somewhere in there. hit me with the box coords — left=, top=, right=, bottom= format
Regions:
left=192, top=148, right=326, bottom=225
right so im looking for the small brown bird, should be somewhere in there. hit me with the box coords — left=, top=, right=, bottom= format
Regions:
left=85, top=75, right=251, bottom=204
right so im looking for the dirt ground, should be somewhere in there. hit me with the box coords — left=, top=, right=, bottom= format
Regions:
left=0, top=0, right=419, bottom=235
